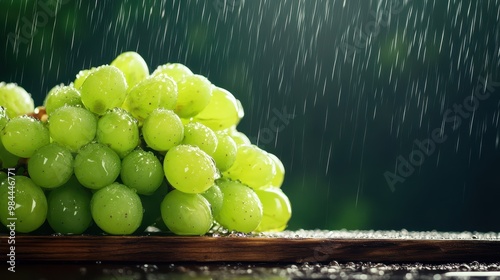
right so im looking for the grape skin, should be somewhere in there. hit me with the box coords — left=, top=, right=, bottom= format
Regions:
left=97, top=107, right=139, bottom=158
left=152, top=63, right=193, bottom=82
left=0, top=82, right=35, bottom=118
left=123, top=74, right=178, bottom=122
left=90, top=183, right=143, bottom=235
left=215, top=179, right=263, bottom=233
left=193, top=86, right=242, bottom=131
left=211, top=131, right=238, bottom=172
left=142, top=108, right=184, bottom=152
left=163, top=145, right=218, bottom=194
left=1, top=115, right=50, bottom=158
left=47, top=176, right=92, bottom=234
left=44, top=85, right=83, bottom=115
left=110, top=51, right=149, bottom=88
left=202, top=184, right=223, bottom=217
left=121, top=149, right=164, bottom=195
left=222, top=144, right=276, bottom=190
left=28, top=143, right=74, bottom=189
left=0, top=176, right=47, bottom=233
left=48, top=106, right=97, bottom=153
left=74, top=143, right=121, bottom=190
left=182, top=122, right=218, bottom=157
left=80, top=65, right=128, bottom=115
left=161, top=189, right=213, bottom=236
left=174, top=74, right=213, bottom=118
left=255, top=187, right=292, bottom=232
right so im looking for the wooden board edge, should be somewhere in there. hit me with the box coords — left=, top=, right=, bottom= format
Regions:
left=1, top=235, right=499, bottom=263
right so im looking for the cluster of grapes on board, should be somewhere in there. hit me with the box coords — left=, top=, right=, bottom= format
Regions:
left=0, top=51, right=291, bottom=236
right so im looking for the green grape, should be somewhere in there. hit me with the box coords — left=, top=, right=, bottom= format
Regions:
left=44, top=84, right=83, bottom=115
left=211, top=131, right=237, bottom=172
left=1, top=115, right=50, bottom=158
left=138, top=180, right=169, bottom=232
left=152, top=63, right=193, bottom=82
left=236, top=99, right=245, bottom=120
left=222, top=145, right=276, bottom=189
left=164, top=145, right=218, bottom=194
left=0, top=140, right=19, bottom=168
left=160, top=189, right=213, bottom=235
left=202, top=184, right=223, bottom=217
left=122, top=74, right=177, bottom=122
left=0, top=82, right=35, bottom=117
left=254, top=188, right=291, bottom=232
left=90, top=183, right=143, bottom=235
left=142, top=108, right=184, bottom=152
left=28, top=143, right=73, bottom=189
left=215, top=179, right=263, bottom=233
left=0, top=106, right=9, bottom=130
left=48, top=106, right=97, bottom=153
left=268, top=153, right=285, bottom=188
left=73, top=67, right=97, bottom=89
left=0, top=176, right=48, bottom=233
left=110, top=51, right=149, bottom=88
left=225, top=126, right=252, bottom=146
left=80, top=65, right=128, bottom=115
left=74, top=143, right=121, bottom=190
left=182, top=122, right=218, bottom=157
left=96, top=107, right=139, bottom=158
left=193, top=87, right=242, bottom=130
left=174, top=74, right=213, bottom=118
left=120, top=149, right=164, bottom=195
left=47, top=176, right=92, bottom=234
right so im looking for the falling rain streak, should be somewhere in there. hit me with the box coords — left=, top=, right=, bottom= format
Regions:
left=1, top=0, right=500, bottom=231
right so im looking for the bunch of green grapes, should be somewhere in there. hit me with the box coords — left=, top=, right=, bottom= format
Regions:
left=0, top=51, right=291, bottom=236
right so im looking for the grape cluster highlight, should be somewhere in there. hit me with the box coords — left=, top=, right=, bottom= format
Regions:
left=0, top=52, right=292, bottom=236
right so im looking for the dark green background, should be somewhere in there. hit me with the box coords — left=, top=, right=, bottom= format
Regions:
left=1, top=0, right=500, bottom=232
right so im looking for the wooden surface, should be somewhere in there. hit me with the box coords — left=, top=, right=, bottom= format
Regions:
left=1, top=234, right=500, bottom=263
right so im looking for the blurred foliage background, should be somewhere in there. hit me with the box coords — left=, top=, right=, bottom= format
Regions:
left=1, top=0, right=500, bottom=232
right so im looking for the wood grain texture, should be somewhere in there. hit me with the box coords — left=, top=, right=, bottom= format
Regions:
left=1, top=235, right=499, bottom=263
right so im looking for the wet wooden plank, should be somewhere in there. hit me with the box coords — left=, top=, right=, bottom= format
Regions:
left=1, top=235, right=499, bottom=263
